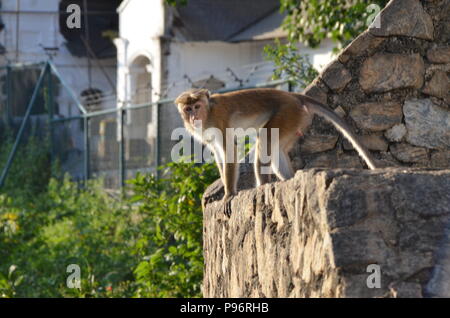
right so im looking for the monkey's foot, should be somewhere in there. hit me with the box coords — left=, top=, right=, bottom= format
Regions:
left=222, top=194, right=234, bottom=217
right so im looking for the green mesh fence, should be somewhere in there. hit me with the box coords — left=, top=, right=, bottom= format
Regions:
left=1, top=60, right=288, bottom=190
left=0, top=63, right=51, bottom=189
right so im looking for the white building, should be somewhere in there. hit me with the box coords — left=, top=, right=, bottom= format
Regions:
left=115, top=0, right=335, bottom=164
left=0, top=0, right=119, bottom=115
left=0, top=0, right=336, bottom=185
left=0, top=0, right=120, bottom=184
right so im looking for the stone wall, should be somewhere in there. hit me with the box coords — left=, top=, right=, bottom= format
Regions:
left=295, top=0, right=450, bottom=170
left=202, top=0, right=450, bottom=298
left=203, top=169, right=450, bottom=297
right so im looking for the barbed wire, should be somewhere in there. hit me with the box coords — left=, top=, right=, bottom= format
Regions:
left=56, top=60, right=279, bottom=111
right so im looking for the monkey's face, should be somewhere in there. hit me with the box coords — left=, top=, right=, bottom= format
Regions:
left=178, top=98, right=209, bottom=129
left=175, top=89, right=211, bottom=130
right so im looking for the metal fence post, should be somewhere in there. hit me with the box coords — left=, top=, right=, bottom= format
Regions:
left=46, top=65, right=55, bottom=162
left=155, top=101, right=160, bottom=179
left=48, top=60, right=87, bottom=115
left=83, top=116, right=90, bottom=183
left=119, top=108, right=125, bottom=187
left=6, top=64, right=12, bottom=126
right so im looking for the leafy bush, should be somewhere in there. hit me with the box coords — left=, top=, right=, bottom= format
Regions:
left=279, top=0, right=389, bottom=49
left=130, top=160, right=219, bottom=297
left=0, top=145, right=219, bottom=297
left=265, top=0, right=389, bottom=89
left=0, top=136, right=51, bottom=197
left=0, top=176, right=137, bottom=297
left=264, top=40, right=318, bottom=89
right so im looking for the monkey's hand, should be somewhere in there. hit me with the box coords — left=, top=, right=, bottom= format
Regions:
left=222, top=193, right=235, bottom=217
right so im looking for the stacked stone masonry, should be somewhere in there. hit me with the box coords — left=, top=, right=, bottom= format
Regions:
left=203, top=0, right=450, bottom=298
left=203, top=169, right=450, bottom=297
left=297, top=0, right=450, bottom=170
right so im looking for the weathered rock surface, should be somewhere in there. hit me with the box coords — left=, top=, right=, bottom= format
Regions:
left=427, top=46, right=450, bottom=64
left=285, top=0, right=449, bottom=170
left=359, top=53, right=425, bottom=93
left=334, top=106, right=346, bottom=118
left=343, top=134, right=388, bottom=152
left=431, top=150, right=450, bottom=168
left=303, top=78, right=329, bottom=105
left=403, top=99, right=450, bottom=149
left=384, top=124, right=407, bottom=142
left=304, top=153, right=364, bottom=169
left=320, top=61, right=352, bottom=92
left=300, top=135, right=338, bottom=153
left=203, top=169, right=450, bottom=297
left=203, top=0, right=450, bottom=298
left=339, top=31, right=385, bottom=64
left=369, top=0, right=434, bottom=40
left=390, top=143, right=428, bottom=163
left=350, top=101, right=403, bottom=131
left=422, top=70, right=450, bottom=101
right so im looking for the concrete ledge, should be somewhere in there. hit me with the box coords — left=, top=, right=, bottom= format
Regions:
left=202, top=168, right=450, bottom=297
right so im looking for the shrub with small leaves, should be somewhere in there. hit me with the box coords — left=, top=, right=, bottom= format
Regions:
left=280, top=0, right=389, bottom=49
left=264, top=40, right=318, bottom=89
left=129, top=160, right=219, bottom=297
left=265, top=0, right=389, bottom=89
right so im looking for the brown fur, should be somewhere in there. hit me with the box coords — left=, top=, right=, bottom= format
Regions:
left=174, top=88, right=210, bottom=105
left=175, top=88, right=376, bottom=215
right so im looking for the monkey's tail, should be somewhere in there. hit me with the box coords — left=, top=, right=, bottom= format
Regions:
left=295, top=94, right=377, bottom=170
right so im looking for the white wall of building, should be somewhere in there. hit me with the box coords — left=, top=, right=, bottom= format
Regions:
left=299, top=39, right=336, bottom=73
left=115, top=0, right=336, bottom=165
left=115, top=0, right=166, bottom=161
left=0, top=0, right=117, bottom=115
left=115, top=0, right=336, bottom=104
left=167, top=40, right=273, bottom=96
left=167, top=39, right=336, bottom=97
left=116, top=0, right=165, bottom=105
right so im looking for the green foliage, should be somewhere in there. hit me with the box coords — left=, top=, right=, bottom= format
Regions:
left=0, top=141, right=219, bottom=297
left=280, top=0, right=389, bottom=49
left=0, top=176, right=137, bottom=297
left=265, top=0, right=388, bottom=89
left=165, top=0, right=188, bottom=7
left=0, top=265, right=24, bottom=298
left=0, top=136, right=51, bottom=197
left=129, top=160, right=219, bottom=297
left=264, top=40, right=318, bottom=89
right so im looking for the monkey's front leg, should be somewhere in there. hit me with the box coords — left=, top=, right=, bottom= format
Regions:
left=211, top=146, right=225, bottom=185
left=222, top=144, right=238, bottom=217
left=222, top=191, right=234, bottom=217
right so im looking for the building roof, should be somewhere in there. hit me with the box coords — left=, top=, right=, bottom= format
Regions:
left=228, top=10, right=287, bottom=42
left=59, top=0, right=121, bottom=59
left=170, top=0, right=286, bottom=42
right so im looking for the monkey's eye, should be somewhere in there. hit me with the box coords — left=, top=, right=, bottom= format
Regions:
left=194, top=104, right=200, bottom=110
left=185, top=107, right=192, bottom=113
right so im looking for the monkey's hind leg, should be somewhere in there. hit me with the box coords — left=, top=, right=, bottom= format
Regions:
left=271, top=129, right=298, bottom=181
left=254, top=136, right=271, bottom=187
left=256, top=115, right=298, bottom=184
left=271, top=150, right=295, bottom=181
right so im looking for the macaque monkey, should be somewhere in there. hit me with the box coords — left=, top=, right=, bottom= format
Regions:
left=175, top=88, right=376, bottom=215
